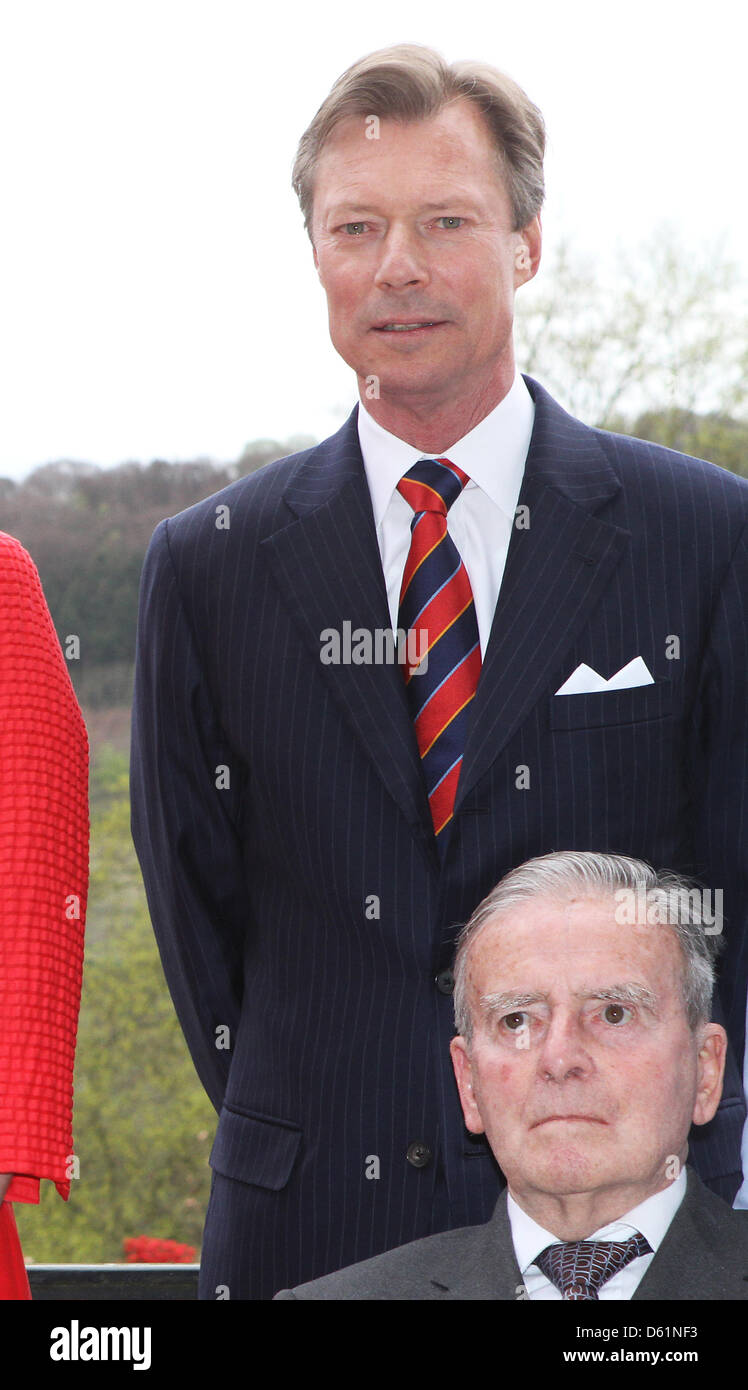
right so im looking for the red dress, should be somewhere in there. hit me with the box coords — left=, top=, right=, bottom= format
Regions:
left=0, top=532, right=88, bottom=1299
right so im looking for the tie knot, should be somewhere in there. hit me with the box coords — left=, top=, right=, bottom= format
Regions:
left=397, top=458, right=469, bottom=516
left=534, top=1232, right=652, bottom=1300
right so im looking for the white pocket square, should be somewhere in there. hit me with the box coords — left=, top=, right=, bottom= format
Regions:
left=555, top=657, right=655, bottom=696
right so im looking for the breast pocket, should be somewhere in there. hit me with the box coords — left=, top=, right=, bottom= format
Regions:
left=549, top=680, right=673, bottom=731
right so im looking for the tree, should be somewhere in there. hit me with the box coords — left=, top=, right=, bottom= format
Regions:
left=609, top=407, right=748, bottom=479
left=515, top=230, right=748, bottom=432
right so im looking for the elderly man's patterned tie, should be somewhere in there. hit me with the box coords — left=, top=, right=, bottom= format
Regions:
left=397, top=458, right=481, bottom=847
left=534, top=1233, right=652, bottom=1299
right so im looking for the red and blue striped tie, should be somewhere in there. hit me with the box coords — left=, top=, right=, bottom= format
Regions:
left=397, top=458, right=481, bottom=848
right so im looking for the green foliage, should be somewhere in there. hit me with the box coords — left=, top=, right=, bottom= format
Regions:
left=614, top=407, right=748, bottom=479
left=15, top=749, right=215, bottom=1265
left=0, top=439, right=312, bottom=698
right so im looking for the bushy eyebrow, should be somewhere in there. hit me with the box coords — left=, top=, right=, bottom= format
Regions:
left=593, top=984, right=658, bottom=1013
left=480, top=991, right=548, bottom=1016
left=479, top=983, right=659, bottom=1019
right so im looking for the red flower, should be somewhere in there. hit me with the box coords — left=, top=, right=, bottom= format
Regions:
left=123, top=1236, right=196, bottom=1263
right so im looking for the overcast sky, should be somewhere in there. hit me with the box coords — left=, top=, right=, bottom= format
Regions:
left=1, top=0, right=746, bottom=480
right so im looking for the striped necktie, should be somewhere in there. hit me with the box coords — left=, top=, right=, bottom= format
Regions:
left=397, top=458, right=481, bottom=847
left=534, top=1232, right=652, bottom=1299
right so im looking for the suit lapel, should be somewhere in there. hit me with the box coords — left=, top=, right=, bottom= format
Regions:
left=455, top=378, right=630, bottom=814
left=633, top=1167, right=748, bottom=1299
left=261, top=408, right=436, bottom=866
left=432, top=1169, right=747, bottom=1300
left=427, top=1196, right=523, bottom=1299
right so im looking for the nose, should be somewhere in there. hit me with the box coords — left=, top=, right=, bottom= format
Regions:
left=536, top=1009, right=594, bottom=1083
left=373, top=223, right=429, bottom=292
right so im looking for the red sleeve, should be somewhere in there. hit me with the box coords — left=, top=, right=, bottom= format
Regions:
left=0, top=532, right=88, bottom=1203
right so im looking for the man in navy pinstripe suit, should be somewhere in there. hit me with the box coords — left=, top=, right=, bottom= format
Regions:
left=130, top=44, right=748, bottom=1298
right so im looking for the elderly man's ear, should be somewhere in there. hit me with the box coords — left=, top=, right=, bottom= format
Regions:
left=692, top=1022, right=727, bottom=1127
left=449, top=1035, right=485, bottom=1135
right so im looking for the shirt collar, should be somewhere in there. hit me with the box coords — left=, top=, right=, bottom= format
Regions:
left=508, top=1167, right=688, bottom=1277
left=357, top=372, right=534, bottom=530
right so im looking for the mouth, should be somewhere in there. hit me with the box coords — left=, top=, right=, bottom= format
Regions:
left=372, top=320, right=445, bottom=334
left=532, top=1115, right=607, bottom=1128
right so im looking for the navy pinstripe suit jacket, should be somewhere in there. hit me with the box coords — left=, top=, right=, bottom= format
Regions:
left=130, top=377, right=748, bottom=1300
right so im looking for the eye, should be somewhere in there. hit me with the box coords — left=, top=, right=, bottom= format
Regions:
left=601, top=1002, right=633, bottom=1026
left=343, top=222, right=367, bottom=236
left=501, top=1011, right=529, bottom=1032
left=436, top=216, right=463, bottom=229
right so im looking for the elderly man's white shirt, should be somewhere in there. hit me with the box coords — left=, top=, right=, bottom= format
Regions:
left=507, top=1168, right=687, bottom=1300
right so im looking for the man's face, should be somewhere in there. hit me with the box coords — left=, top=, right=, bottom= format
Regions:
left=310, top=100, right=541, bottom=411
left=450, top=894, right=726, bottom=1214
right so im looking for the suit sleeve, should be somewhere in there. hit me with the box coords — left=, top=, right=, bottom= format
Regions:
left=689, top=517, right=748, bottom=1196
left=130, top=519, right=248, bottom=1114
left=692, top=519, right=748, bottom=1037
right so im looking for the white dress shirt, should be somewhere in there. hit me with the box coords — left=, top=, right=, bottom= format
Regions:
left=507, top=1168, right=687, bottom=1300
left=357, top=373, right=535, bottom=655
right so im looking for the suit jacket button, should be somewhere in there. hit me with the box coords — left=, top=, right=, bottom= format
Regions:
left=406, top=1141, right=433, bottom=1168
left=436, top=968, right=454, bottom=995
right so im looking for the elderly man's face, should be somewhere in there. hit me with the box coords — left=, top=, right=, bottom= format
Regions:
left=450, top=895, right=726, bottom=1216
left=310, top=100, right=540, bottom=413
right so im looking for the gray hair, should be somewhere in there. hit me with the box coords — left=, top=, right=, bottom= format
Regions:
left=453, top=851, right=723, bottom=1044
left=292, top=43, right=545, bottom=239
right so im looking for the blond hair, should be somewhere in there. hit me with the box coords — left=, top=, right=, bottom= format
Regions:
left=292, top=43, right=545, bottom=238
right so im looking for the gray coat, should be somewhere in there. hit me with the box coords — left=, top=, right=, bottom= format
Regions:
left=274, top=1168, right=748, bottom=1300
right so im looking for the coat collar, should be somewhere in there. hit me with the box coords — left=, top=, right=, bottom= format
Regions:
left=278, top=375, right=622, bottom=516
left=421, top=1168, right=748, bottom=1299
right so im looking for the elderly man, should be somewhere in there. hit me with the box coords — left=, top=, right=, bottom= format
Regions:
left=131, top=43, right=748, bottom=1300
left=276, top=852, right=748, bottom=1299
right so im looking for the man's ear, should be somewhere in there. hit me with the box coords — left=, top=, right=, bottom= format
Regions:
left=450, top=1035, right=485, bottom=1135
left=514, top=213, right=542, bottom=288
left=692, top=1022, right=727, bottom=1126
